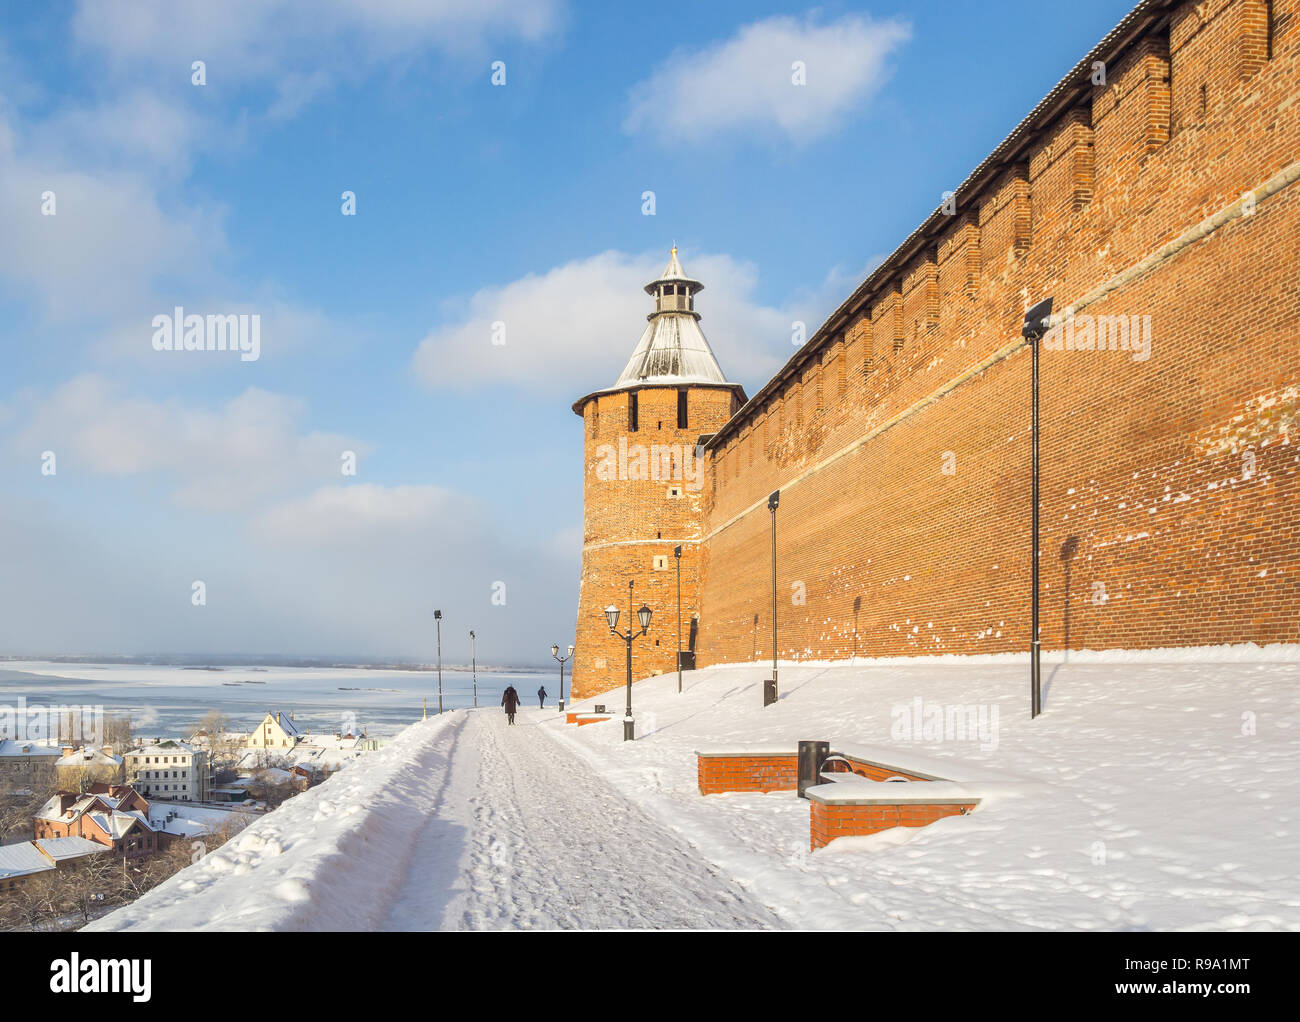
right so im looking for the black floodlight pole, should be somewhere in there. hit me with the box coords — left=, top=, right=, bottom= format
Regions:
left=674, top=545, right=683, bottom=694
left=434, top=609, right=443, bottom=714
left=767, top=490, right=780, bottom=706
left=1022, top=297, right=1053, bottom=720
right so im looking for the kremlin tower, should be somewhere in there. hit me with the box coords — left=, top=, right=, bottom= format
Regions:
left=569, top=250, right=745, bottom=699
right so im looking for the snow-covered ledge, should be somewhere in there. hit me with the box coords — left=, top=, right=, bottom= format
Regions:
left=806, top=777, right=982, bottom=851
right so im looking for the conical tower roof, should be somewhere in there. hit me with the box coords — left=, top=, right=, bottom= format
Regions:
left=614, top=248, right=728, bottom=387
left=572, top=248, right=746, bottom=415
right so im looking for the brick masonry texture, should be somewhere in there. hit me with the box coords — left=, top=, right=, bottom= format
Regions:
left=697, top=754, right=799, bottom=795
left=809, top=801, right=979, bottom=851
left=695, top=751, right=935, bottom=794
left=572, top=0, right=1300, bottom=698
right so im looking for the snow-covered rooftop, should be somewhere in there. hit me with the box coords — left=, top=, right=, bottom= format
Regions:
left=0, top=842, right=55, bottom=879
left=0, top=739, right=60, bottom=758
left=56, top=746, right=123, bottom=768
left=35, top=836, right=110, bottom=862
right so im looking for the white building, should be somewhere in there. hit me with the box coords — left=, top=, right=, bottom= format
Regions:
left=122, top=740, right=212, bottom=802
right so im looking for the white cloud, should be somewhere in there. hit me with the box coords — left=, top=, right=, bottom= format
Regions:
left=254, top=484, right=471, bottom=545
left=410, top=248, right=884, bottom=398
left=411, top=249, right=797, bottom=398
left=238, top=483, right=578, bottom=659
left=0, top=115, right=223, bottom=325
left=625, top=13, right=910, bottom=145
left=0, top=483, right=578, bottom=661
left=73, top=0, right=563, bottom=101
left=10, top=376, right=362, bottom=510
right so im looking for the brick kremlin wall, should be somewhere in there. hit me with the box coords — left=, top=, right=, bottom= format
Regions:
left=569, top=0, right=1299, bottom=699
left=695, top=0, right=1300, bottom=671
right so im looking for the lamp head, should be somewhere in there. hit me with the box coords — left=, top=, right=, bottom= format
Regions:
left=434, top=609, right=442, bottom=620
left=551, top=643, right=559, bottom=659
left=1021, top=297, right=1054, bottom=342
left=768, top=489, right=780, bottom=511
left=604, top=605, right=620, bottom=632
left=637, top=604, right=653, bottom=633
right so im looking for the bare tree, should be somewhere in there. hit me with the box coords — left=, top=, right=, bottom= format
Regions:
left=101, top=713, right=133, bottom=750
left=60, top=854, right=120, bottom=927
left=0, top=779, right=49, bottom=843
left=6, top=872, right=58, bottom=931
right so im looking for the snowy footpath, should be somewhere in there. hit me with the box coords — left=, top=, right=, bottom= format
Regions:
left=89, top=707, right=782, bottom=930
left=90, top=644, right=1300, bottom=931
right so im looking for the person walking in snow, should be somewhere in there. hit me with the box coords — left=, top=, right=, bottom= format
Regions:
left=501, top=685, right=521, bottom=725
left=538, top=685, right=547, bottom=709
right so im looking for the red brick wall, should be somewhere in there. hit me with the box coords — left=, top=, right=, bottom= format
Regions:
left=572, top=385, right=741, bottom=698
left=697, top=754, right=799, bottom=795
left=824, top=760, right=932, bottom=783
left=696, top=0, right=1299, bottom=669
left=810, top=800, right=978, bottom=850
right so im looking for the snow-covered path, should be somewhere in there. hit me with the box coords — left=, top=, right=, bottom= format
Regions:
left=383, top=709, right=784, bottom=930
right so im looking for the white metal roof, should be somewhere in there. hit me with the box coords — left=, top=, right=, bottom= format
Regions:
left=0, top=842, right=54, bottom=879
left=613, top=311, right=730, bottom=388
left=644, top=247, right=701, bottom=291
left=35, top=836, right=110, bottom=862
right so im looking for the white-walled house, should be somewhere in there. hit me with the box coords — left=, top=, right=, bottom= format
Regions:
left=122, top=740, right=212, bottom=802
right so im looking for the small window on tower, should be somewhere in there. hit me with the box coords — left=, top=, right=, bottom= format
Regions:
left=653, top=555, right=668, bottom=571
left=629, top=392, right=639, bottom=432
left=677, top=389, right=688, bottom=429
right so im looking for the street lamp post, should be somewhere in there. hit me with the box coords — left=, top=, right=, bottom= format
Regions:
left=674, top=545, right=683, bottom=694
left=766, top=490, right=780, bottom=706
left=470, top=630, right=477, bottom=708
left=434, top=609, right=443, bottom=715
left=1022, top=297, right=1053, bottom=720
left=605, top=579, right=652, bottom=741
left=551, top=643, right=574, bottom=712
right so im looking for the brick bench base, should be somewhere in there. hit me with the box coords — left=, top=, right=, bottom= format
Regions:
left=697, top=753, right=798, bottom=795
left=809, top=798, right=978, bottom=850
left=696, top=749, right=935, bottom=795
left=566, top=712, right=614, bottom=726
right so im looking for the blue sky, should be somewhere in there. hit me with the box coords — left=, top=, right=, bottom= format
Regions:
left=0, top=0, right=1135, bottom=664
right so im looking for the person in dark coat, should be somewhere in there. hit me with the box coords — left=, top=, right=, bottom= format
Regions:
left=538, top=685, right=547, bottom=709
left=501, top=685, right=521, bottom=725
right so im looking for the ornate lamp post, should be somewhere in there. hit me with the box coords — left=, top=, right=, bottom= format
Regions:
left=551, top=643, right=574, bottom=712
left=1022, top=297, right=1053, bottom=720
left=434, top=609, right=443, bottom=714
left=470, top=629, right=477, bottom=708
left=605, top=579, right=651, bottom=741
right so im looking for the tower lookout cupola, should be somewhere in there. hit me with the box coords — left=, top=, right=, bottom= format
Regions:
left=646, top=245, right=702, bottom=317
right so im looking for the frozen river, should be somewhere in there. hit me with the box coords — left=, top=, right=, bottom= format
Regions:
left=0, top=661, right=551, bottom=740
